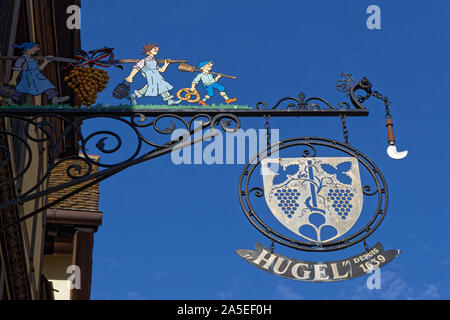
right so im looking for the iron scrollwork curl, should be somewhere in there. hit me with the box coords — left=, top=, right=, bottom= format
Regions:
left=336, top=73, right=356, bottom=96
left=0, top=129, right=33, bottom=187
left=256, top=94, right=351, bottom=111
left=257, top=73, right=373, bottom=112
left=248, top=187, right=264, bottom=198
left=0, top=112, right=241, bottom=213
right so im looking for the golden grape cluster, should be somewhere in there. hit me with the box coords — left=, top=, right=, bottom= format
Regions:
left=64, top=66, right=109, bottom=106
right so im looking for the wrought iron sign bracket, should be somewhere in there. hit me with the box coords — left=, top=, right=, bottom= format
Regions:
left=0, top=73, right=391, bottom=232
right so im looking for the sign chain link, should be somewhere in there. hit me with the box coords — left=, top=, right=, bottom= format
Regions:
left=264, top=115, right=275, bottom=253
left=372, top=91, right=392, bottom=119
left=340, top=114, right=349, bottom=144
left=264, top=114, right=271, bottom=156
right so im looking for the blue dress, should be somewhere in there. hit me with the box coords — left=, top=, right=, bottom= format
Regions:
left=142, top=59, right=173, bottom=96
left=14, top=55, right=55, bottom=95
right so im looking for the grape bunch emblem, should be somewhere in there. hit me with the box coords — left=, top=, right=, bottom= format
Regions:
left=273, top=188, right=301, bottom=218
left=328, top=188, right=354, bottom=220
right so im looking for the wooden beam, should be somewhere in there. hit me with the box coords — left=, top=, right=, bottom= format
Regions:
left=2, top=0, right=21, bottom=83
left=0, top=122, right=32, bottom=300
left=0, top=253, right=7, bottom=299
left=46, top=208, right=103, bottom=227
left=70, top=228, right=94, bottom=300
left=25, top=0, right=36, bottom=42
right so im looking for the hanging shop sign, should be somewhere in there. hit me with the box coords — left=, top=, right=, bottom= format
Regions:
left=237, top=242, right=400, bottom=282
left=236, top=137, right=401, bottom=282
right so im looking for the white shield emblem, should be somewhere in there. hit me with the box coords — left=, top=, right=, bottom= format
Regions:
left=261, top=157, right=363, bottom=243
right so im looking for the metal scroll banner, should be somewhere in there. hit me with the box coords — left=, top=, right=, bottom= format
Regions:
left=236, top=242, right=400, bottom=282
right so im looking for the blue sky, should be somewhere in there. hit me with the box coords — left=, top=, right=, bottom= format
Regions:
left=78, top=0, right=450, bottom=299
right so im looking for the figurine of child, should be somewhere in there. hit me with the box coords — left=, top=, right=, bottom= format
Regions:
left=190, top=61, right=237, bottom=106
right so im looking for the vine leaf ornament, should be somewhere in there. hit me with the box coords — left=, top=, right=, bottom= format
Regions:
left=336, top=73, right=355, bottom=96
left=272, top=163, right=300, bottom=186
left=320, top=161, right=353, bottom=185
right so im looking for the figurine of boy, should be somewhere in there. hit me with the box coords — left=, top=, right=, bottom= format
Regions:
left=124, top=43, right=181, bottom=106
left=6, top=42, right=69, bottom=106
left=190, top=61, right=237, bottom=106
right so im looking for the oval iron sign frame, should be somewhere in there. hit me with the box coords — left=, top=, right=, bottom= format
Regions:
left=238, top=137, right=388, bottom=252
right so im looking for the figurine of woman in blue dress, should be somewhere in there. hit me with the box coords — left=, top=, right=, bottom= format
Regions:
left=6, top=42, right=69, bottom=106
left=124, top=43, right=181, bottom=106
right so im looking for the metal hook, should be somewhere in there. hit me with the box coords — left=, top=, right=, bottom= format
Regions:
left=386, top=118, right=408, bottom=160
left=363, top=240, right=370, bottom=253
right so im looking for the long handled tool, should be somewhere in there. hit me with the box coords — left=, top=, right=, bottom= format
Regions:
left=386, top=118, right=408, bottom=160
left=0, top=56, right=187, bottom=65
left=178, top=63, right=237, bottom=79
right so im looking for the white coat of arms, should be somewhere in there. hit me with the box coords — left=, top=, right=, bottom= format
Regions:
left=261, top=157, right=363, bottom=243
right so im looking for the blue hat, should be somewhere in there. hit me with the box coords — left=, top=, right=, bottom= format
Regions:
left=198, top=61, right=212, bottom=69
left=14, top=42, right=38, bottom=51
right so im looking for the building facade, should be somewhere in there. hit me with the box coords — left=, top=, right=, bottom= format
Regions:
left=0, top=0, right=102, bottom=300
